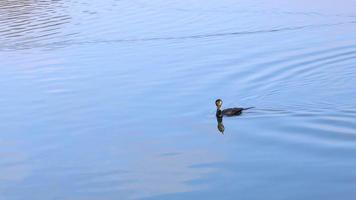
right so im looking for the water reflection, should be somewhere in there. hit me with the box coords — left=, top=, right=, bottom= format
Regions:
left=216, top=116, right=225, bottom=134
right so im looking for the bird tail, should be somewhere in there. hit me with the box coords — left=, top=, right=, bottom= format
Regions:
left=243, top=107, right=254, bottom=110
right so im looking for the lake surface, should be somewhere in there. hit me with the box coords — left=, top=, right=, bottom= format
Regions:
left=1, top=0, right=356, bottom=199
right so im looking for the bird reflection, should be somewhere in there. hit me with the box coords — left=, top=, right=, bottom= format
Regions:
left=216, top=116, right=225, bottom=134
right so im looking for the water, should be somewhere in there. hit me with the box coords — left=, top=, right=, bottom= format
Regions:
left=1, top=0, right=356, bottom=199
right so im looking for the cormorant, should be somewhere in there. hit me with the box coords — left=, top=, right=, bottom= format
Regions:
left=215, top=99, right=253, bottom=118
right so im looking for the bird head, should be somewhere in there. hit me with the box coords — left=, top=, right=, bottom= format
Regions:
left=215, top=99, right=223, bottom=109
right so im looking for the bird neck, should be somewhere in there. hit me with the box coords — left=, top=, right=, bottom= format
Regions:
left=216, top=108, right=223, bottom=117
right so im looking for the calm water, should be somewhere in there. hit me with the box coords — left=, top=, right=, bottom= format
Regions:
left=1, top=0, right=356, bottom=199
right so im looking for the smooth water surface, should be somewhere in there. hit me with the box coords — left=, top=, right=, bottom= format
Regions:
left=1, top=0, right=356, bottom=199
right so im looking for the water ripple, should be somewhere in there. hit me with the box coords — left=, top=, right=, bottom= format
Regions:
left=1, top=20, right=355, bottom=51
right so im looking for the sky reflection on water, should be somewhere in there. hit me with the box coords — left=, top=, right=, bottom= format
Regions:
left=1, top=0, right=356, bottom=199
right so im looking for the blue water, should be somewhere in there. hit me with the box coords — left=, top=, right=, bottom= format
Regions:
left=1, top=0, right=356, bottom=199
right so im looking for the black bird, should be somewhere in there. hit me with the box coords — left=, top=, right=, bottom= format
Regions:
left=215, top=99, right=253, bottom=118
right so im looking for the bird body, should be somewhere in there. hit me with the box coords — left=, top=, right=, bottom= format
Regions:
left=221, top=107, right=244, bottom=116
